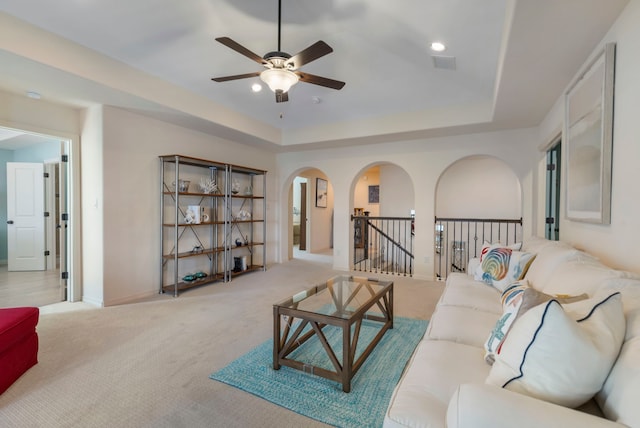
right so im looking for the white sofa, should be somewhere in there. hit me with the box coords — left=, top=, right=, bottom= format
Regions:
left=384, top=237, right=640, bottom=428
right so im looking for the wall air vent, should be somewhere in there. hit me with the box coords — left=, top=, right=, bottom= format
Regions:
left=431, top=55, right=456, bottom=70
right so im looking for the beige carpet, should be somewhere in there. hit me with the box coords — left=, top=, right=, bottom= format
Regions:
left=0, top=259, right=443, bottom=428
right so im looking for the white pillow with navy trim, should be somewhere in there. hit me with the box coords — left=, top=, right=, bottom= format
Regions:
left=485, top=292, right=625, bottom=408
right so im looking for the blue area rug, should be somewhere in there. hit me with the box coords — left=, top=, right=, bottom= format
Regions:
left=210, top=317, right=428, bottom=428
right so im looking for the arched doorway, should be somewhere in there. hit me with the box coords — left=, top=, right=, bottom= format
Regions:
left=288, top=168, right=333, bottom=264
left=434, top=155, right=523, bottom=279
left=351, top=163, right=415, bottom=275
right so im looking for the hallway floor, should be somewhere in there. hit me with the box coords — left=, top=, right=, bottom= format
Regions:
left=0, top=265, right=63, bottom=308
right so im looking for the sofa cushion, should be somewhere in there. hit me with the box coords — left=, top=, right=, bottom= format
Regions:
left=447, top=384, right=618, bottom=428
left=524, top=241, right=580, bottom=290
left=439, top=273, right=502, bottom=314
left=541, top=253, right=635, bottom=297
left=520, top=236, right=556, bottom=254
left=486, top=293, right=625, bottom=408
left=384, top=340, right=490, bottom=428
left=595, top=279, right=640, bottom=427
left=426, top=305, right=499, bottom=348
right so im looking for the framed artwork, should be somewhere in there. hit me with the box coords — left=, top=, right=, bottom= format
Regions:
left=565, top=42, right=615, bottom=224
left=368, top=185, right=379, bottom=204
left=316, top=178, right=328, bottom=208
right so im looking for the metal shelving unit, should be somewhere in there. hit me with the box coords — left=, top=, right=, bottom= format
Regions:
left=160, top=155, right=266, bottom=296
left=226, top=164, right=267, bottom=281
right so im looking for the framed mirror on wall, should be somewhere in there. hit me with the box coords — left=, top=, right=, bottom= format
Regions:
left=564, top=42, right=615, bottom=224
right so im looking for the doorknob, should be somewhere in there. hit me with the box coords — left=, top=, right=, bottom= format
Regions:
left=6, top=220, right=14, bottom=224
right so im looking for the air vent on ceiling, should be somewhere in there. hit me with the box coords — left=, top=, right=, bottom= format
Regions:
left=432, top=55, right=456, bottom=70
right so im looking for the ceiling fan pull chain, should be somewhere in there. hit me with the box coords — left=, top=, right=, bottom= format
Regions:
left=278, top=0, right=282, bottom=52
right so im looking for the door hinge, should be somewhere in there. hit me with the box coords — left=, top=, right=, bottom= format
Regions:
left=546, top=217, right=555, bottom=224
left=61, top=271, right=69, bottom=280
left=44, top=172, right=50, bottom=178
left=44, top=211, right=50, bottom=217
left=546, top=163, right=556, bottom=171
left=44, top=250, right=50, bottom=256
left=61, top=154, right=69, bottom=162
left=62, top=213, right=69, bottom=221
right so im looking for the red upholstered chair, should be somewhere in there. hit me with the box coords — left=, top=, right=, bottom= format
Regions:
left=0, top=307, right=39, bottom=394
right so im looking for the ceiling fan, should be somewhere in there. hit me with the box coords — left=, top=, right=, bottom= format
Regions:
left=211, top=0, right=345, bottom=103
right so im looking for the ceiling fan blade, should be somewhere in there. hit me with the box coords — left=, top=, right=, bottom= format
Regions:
left=275, top=90, right=289, bottom=103
left=211, top=72, right=261, bottom=82
left=296, top=72, right=345, bottom=90
left=215, top=37, right=266, bottom=65
left=285, top=41, right=333, bottom=69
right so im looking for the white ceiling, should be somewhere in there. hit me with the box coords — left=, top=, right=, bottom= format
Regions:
left=0, top=0, right=629, bottom=150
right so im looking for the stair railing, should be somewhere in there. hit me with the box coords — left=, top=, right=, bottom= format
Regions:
left=351, top=214, right=414, bottom=276
left=434, top=217, right=523, bottom=280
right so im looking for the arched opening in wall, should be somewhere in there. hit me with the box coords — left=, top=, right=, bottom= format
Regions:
left=288, top=168, right=333, bottom=264
left=351, top=164, right=415, bottom=276
left=434, top=155, right=523, bottom=279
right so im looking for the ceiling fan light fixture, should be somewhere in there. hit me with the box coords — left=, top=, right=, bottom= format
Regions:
left=260, top=68, right=299, bottom=93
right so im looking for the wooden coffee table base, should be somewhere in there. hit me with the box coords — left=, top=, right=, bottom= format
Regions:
left=273, top=277, right=393, bottom=392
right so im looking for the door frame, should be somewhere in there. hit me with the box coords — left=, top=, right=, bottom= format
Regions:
left=44, top=159, right=59, bottom=271
left=545, top=137, right=562, bottom=241
left=0, top=120, right=81, bottom=302
left=299, top=181, right=307, bottom=251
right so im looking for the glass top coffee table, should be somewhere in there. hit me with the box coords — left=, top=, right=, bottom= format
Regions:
left=273, top=275, right=393, bottom=392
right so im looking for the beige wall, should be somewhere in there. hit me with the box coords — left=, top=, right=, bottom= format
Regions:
left=436, top=156, right=522, bottom=219
left=380, top=165, right=414, bottom=218
left=277, top=127, right=539, bottom=278
left=0, top=90, right=83, bottom=302
left=80, top=105, right=105, bottom=306
left=537, top=0, right=640, bottom=273
left=97, top=106, right=278, bottom=305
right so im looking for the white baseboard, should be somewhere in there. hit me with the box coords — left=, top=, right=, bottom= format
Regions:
left=82, top=296, right=104, bottom=308
left=102, top=290, right=159, bottom=307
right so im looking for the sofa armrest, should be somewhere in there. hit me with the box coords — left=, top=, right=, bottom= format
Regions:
left=447, top=384, right=625, bottom=428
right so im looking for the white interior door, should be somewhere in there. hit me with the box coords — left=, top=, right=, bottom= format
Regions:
left=7, top=162, right=45, bottom=271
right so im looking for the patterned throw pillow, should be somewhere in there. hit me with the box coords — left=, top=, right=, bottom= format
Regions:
left=474, top=248, right=535, bottom=292
left=484, top=281, right=551, bottom=364
left=479, top=241, right=522, bottom=262
left=477, top=247, right=513, bottom=285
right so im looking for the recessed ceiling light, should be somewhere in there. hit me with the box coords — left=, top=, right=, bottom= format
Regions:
left=430, top=42, right=446, bottom=52
left=251, top=83, right=262, bottom=92
left=26, top=91, right=41, bottom=99
left=311, top=96, right=321, bottom=104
